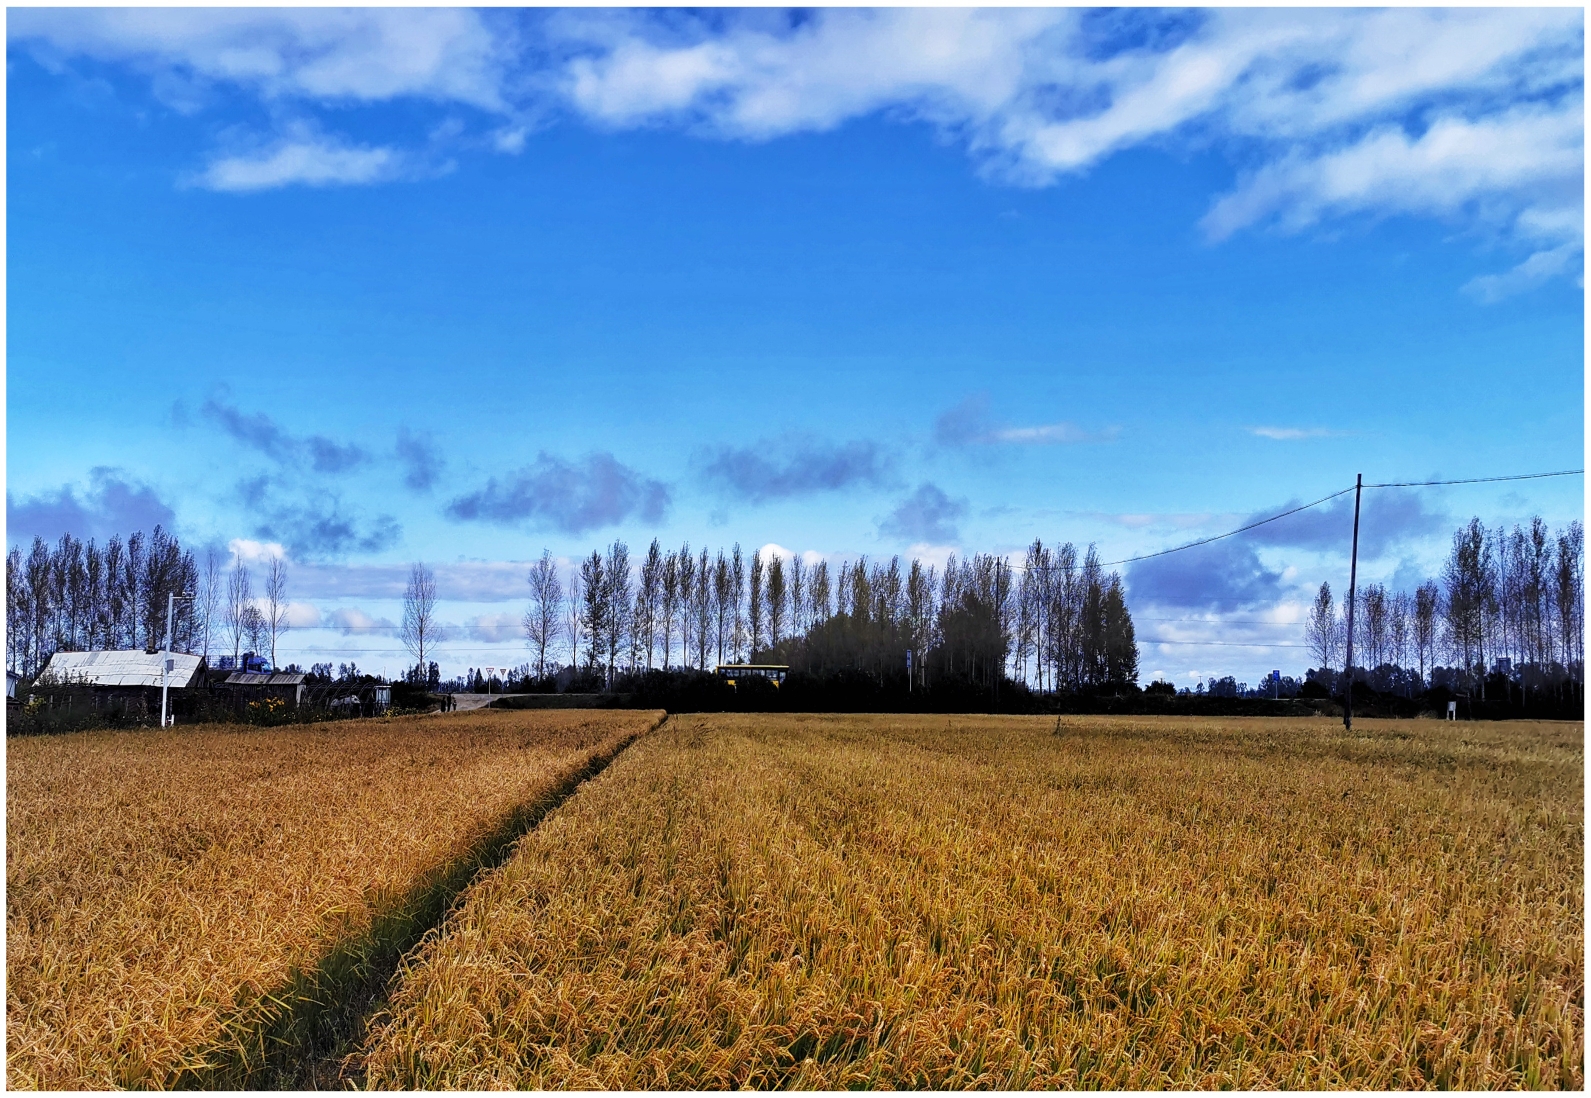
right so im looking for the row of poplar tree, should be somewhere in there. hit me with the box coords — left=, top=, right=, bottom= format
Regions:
left=1303, top=516, right=1583, bottom=698
left=6, top=531, right=290, bottom=679
left=519, top=538, right=1138, bottom=692
left=7, top=530, right=199, bottom=678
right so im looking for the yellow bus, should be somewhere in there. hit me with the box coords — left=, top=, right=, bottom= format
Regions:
left=715, top=664, right=789, bottom=688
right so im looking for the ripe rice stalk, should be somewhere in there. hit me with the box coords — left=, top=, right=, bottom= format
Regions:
left=6, top=708, right=663, bottom=1089
left=363, top=713, right=1583, bottom=1089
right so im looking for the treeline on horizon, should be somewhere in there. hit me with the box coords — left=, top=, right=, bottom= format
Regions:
left=500, top=538, right=1139, bottom=696
left=7, top=512, right=1584, bottom=713
left=1302, top=516, right=1583, bottom=704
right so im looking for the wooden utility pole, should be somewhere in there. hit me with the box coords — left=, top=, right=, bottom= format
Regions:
left=1343, top=473, right=1363, bottom=731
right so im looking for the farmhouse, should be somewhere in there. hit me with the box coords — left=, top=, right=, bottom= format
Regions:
left=38, top=649, right=205, bottom=689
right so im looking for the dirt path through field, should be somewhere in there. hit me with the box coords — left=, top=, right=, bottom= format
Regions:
left=201, top=711, right=670, bottom=1090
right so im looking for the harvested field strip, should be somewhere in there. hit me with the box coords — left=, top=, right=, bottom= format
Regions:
left=6, top=708, right=664, bottom=1090
left=363, top=713, right=1583, bottom=1089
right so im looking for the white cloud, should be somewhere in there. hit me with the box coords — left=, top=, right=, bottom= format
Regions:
left=228, top=537, right=285, bottom=563
left=1249, top=427, right=1335, bottom=441
left=466, top=612, right=521, bottom=644
left=992, top=423, right=1117, bottom=445
left=905, top=542, right=959, bottom=571
left=556, top=8, right=1063, bottom=139
left=1463, top=242, right=1584, bottom=303
left=326, top=606, right=394, bottom=635
left=935, top=393, right=1116, bottom=448
left=196, top=126, right=402, bottom=192
left=1202, top=105, right=1583, bottom=247
left=282, top=601, right=323, bottom=629
left=11, top=7, right=1582, bottom=289
left=10, top=7, right=511, bottom=110
left=554, top=8, right=1582, bottom=291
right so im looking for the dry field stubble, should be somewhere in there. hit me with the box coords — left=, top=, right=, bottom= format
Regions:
left=365, top=712, right=1583, bottom=1089
left=5, top=707, right=663, bottom=1089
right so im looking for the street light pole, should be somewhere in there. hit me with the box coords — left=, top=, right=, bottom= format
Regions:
left=161, top=592, right=194, bottom=728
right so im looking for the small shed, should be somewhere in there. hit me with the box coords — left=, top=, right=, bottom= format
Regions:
left=222, top=671, right=307, bottom=707
left=38, top=650, right=205, bottom=689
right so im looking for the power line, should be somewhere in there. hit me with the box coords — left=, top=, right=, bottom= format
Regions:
left=1101, top=486, right=1355, bottom=567
left=1364, top=469, right=1583, bottom=488
left=1102, top=467, right=1581, bottom=570
left=1140, top=638, right=1311, bottom=648
left=1141, top=616, right=1302, bottom=625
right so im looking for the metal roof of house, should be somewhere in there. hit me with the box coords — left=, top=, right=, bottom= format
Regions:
left=223, top=672, right=305, bottom=686
left=40, top=650, right=204, bottom=688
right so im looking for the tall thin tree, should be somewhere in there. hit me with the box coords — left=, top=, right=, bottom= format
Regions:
left=523, top=550, right=563, bottom=680
left=226, top=556, right=253, bottom=666
left=265, top=556, right=289, bottom=668
left=400, top=562, right=438, bottom=680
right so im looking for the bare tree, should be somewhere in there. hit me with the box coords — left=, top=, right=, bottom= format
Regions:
left=226, top=557, right=253, bottom=665
left=1413, top=581, right=1439, bottom=686
left=243, top=605, right=268, bottom=658
left=580, top=551, right=607, bottom=675
left=1556, top=522, right=1584, bottom=683
left=906, top=558, right=935, bottom=689
left=265, top=556, right=289, bottom=668
left=401, top=562, right=438, bottom=679
left=199, top=548, right=222, bottom=664
left=730, top=543, right=746, bottom=662
left=676, top=544, right=695, bottom=670
left=121, top=531, right=145, bottom=649
left=1388, top=590, right=1411, bottom=694
left=748, top=550, right=765, bottom=657
left=566, top=564, right=584, bottom=671
left=766, top=554, right=786, bottom=649
left=809, top=559, right=830, bottom=627
left=83, top=540, right=106, bottom=650
left=693, top=546, right=712, bottom=670
left=5, top=546, right=20, bottom=674
left=1305, top=581, right=1339, bottom=676
left=660, top=549, right=679, bottom=670
left=604, top=540, right=631, bottom=686
left=788, top=555, right=806, bottom=637
left=637, top=539, right=663, bottom=669
left=1444, top=519, right=1494, bottom=695
left=523, top=550, right=562, bottom=680
left=713, top=551, right=731, bottom=666
left=1356, top=583, right=1388, bottom=671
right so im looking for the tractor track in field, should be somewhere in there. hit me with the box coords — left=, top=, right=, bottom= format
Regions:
left=171, top=712, right=670, bottom=1091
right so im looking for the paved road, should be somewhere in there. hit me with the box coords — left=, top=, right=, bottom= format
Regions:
left=444, top=693, right=522, bottom=712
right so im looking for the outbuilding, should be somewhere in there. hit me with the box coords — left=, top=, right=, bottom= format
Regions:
left=217, top=671, right=307, bottom=707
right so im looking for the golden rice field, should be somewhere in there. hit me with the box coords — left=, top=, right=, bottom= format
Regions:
left=5, top=707, right=662, bottom=1089
left=363, top=713, right=1583, bottom=1089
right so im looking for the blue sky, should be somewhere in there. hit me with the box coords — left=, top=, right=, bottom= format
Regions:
left=7, top=7, right=1584, bottom=683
